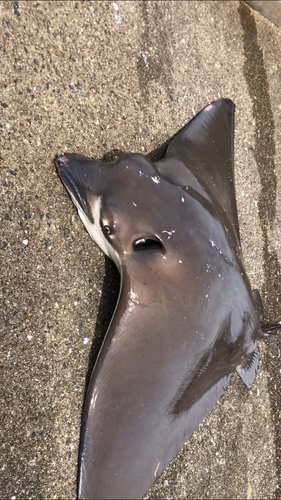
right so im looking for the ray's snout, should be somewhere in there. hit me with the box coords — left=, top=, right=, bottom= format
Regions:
left=55, top=153, right=97, bottom=188
left=54, top=153, right=102, bottom=220
left=55, top=154, right=70, bottom=170
left=55, top=153, right=100, bottom=176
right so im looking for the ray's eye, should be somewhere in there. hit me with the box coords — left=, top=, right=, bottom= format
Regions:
left=103, top=225, right=111, bottom=235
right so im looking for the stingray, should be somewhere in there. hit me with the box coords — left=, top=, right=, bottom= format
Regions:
left=55, top=99, right=270, bottom=499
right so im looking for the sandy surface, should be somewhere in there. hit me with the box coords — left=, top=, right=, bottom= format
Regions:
left=1, top=1, right=281, bottom=498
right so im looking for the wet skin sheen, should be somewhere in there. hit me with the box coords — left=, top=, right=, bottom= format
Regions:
left=55, top=99, right=262, bottom=500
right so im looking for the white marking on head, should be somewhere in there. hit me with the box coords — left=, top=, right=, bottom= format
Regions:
left=69, top=193, right=121, bottom=271
left=181, top=197, right=185, bottom=203
left=151, top=175, right=161, bottom=184
left=162, top=229, right=176, bottom=240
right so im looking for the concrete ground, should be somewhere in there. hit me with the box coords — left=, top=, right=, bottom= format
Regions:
left=1, top=1, right=281, bottom=498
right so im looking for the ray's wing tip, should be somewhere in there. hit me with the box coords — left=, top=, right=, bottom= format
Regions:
left=205, top=98, right=235, bottom=112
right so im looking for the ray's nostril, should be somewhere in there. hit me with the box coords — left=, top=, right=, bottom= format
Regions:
left=55, top=155, right=70, bottom=169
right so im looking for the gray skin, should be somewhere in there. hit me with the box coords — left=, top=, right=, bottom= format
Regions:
left=55, top=99, right=263, bottom=500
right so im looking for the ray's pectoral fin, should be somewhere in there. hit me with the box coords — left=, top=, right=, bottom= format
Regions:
left=154, top=156, right=212, bottom=203
left=155, top=98, right=239, bottom=239
left=236, top=346, right=260, bottom=389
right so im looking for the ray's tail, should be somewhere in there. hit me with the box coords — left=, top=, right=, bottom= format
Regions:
left=252, top=288, right=281, bottom=336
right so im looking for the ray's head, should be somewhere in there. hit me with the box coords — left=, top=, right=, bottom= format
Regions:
left=55, top=153, right=178, bottom=272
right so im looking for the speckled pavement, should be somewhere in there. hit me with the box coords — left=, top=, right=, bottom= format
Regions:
left=1, top=1, right=281, bottom=499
